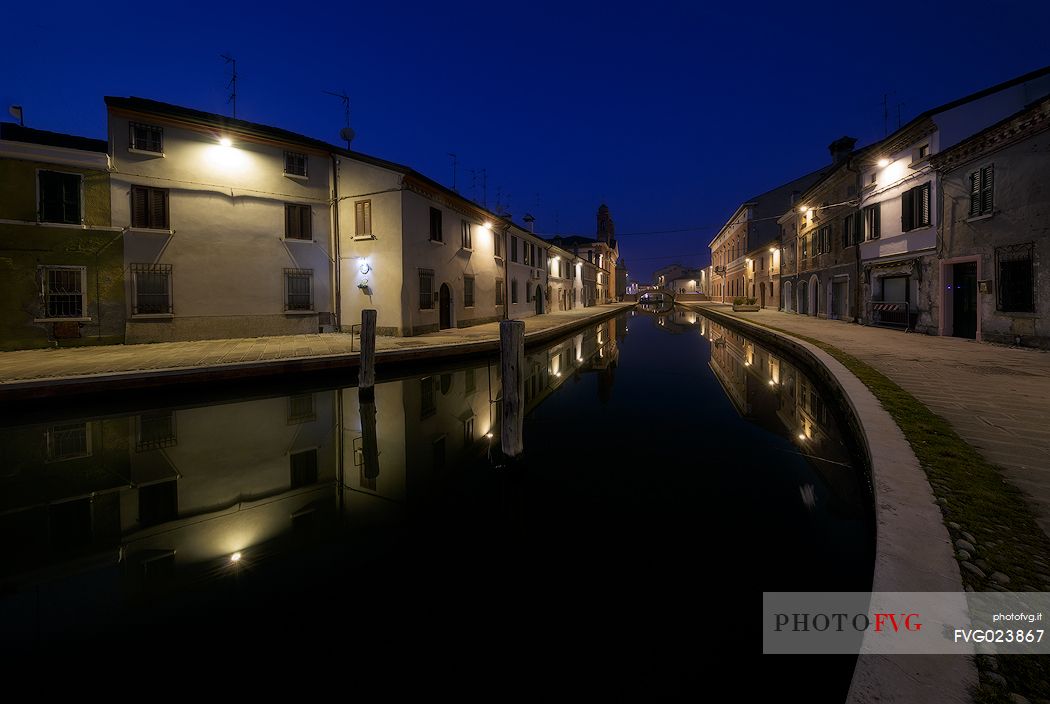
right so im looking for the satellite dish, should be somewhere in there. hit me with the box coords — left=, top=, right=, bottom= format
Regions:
left=340, top=127, right=356, bottom=145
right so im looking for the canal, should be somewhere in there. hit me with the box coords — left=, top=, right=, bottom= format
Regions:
left=0, top=306, right=874, bottom=698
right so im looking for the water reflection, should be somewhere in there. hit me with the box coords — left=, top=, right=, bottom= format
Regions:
left=0, top=318, right=623, bottom=599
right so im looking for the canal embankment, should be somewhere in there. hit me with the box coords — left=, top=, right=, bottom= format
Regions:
left=0, top=303, right=634, bottom=401
left=689, top=303, right=976, bottom=704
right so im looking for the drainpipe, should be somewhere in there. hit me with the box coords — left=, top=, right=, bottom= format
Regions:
left=331, top=155, right=342, bottom=331
left=846, top=155, right=863, bottom=324
left=501, top=224, right=510, bottom=320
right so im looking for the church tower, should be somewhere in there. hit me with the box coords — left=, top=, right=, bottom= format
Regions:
left=597, top=204, right=615, bottom=243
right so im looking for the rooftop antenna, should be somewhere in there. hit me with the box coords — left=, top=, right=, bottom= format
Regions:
left=447, top=153, right=458, bottom=192
left=221, top=54, right=237, bottom=118
left=323, top=89, right=354, bottom=149
left=896, top=101, right=905, bottom=130
left=8, top=105, right=24, bottom=127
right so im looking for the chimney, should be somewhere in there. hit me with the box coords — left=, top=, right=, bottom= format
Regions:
left=523, top=213, right=535, bottom=233
left=828, top=136, right=857, bottom=165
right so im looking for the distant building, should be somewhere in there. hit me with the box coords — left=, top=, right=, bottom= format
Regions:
left=0, top=123, right=125, bottom=350
left=548, top=203, right=620, bottom=306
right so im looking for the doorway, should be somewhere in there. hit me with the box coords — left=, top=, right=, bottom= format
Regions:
left=832, top=280, right=848, bottom=319
left=439, top=284, right=452, bottom=329
left=759, top=284, right=766, bottom=308
left=535, top=286, right=544, bottom=314
left=952, top=262, right=977, bottom=339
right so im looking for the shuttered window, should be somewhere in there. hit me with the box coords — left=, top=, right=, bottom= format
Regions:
left=464, top=275, right=475, bottom=307
left=863, top=204, right=881, bottom=240
left=495, top=278, right=504, bottom=305
left=429, top=207, right=443, bottom=242
left=130, top=123, right=163, bottom=153
left=901, top=182, right=931, bottom=231
left=285, top=204, right=311, bottom=240
left=38, top=171, right=81, bottom=224
left=817, top=226, right=831, bottom=254
left=419, top=268, right=435, bottom=309
left=511, top=236, right=519, bottom=263
left=355, top=200, right=372, bottom=237
left=511, top=279, right=518, bottom=304
left=284, top=151, right=308, bottom=177
left=131, top=186, right=169, bottom=229
left=842, top=212, right=860, bottom=248
left=969, top=165, right=994, bottom=217
left=461, top=219, right=472, bottom=249
left=494, top=231, right=503, bottom=258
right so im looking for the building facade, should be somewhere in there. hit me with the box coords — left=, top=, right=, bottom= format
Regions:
left=931, top=97, right=1050, bottom=347
left=0, top=124, right=125, bottom=350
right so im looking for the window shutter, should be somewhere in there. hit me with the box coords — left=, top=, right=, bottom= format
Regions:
left=300, top=206, right=311, bottom=239
left=920, top=184, right=930, bottom=226
left=61, top=174, right=79, bottom=223
left=969, top=170, right=981, bottom=217
left=149, top=189, right=167, bottom=229
left=901, top=189, right=914, bottom=231
left=131, top=187, right=149, bottom=228
left=981, top=166, right=993, bottom=214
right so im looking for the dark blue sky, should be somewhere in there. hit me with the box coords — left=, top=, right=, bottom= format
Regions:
left=5, top=1, right=1048, bottom=281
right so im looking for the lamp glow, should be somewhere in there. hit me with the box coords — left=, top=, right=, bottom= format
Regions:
left=798, top=206, right=807, bottom=213
left=798, top=433, right=806, bottom=441
left=485, top=432, right=493, bottom=439
left=219, top=137, right=233, bottom=147
left=768, top=380, right=775, bottom=386
left=877, top=158, right=890, bottom=167
left=230, top=552, right=242, bottom=563
left=482, top=221, right=492, bottom=230
left=769, top=247, right=776, bottom=253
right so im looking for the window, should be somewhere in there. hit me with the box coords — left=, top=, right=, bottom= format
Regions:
left=523, top=242, right=531, bottom=266
left=41, top=266, right=85, bottom=318
left=526, top=285, right=532, bottom=303
left=494, top=230, right=503, bottom=259
left=130, top=122, right=163, bottom=153
left=46, top=422, right=91, bottom=461
left=969, top=165, right=994, bottom=217
left=464, top=275, right=475, bottom=307
left=139, top=481, right=178, bottom=527
left=817, top=226, right=831, bottom=254
left=419, top=268, right=434, bottom=309
left=131, top=264, right=173, bottom=315
left=463, top=415, right=475, bottom=445
left=918, top=144, right=930, bottom=160
left=495, top=278, right=504, bottom=306
left=131, top=186, right=169, bottom=229
left=429, top=207, right=443, bottom=242
left=863, top=203, right=881, bottom=240
left=288, top=394, right=315, bottom=424
left=461, top=219, right=472, bottom=249
left=511, top=236, right=519, bottom=263
left=842, top=212, right=860, bottom=248
left=284, top=268, right=313, bottom=311
left=136, top=411, right=176, bottom=451
left=420, top=377, right=435, bottom=418
left=285, top=204, right=311, bottom=240
left=38, top=170, right=81, bottom=224
left=284, top=151, right=308, bottom=177
left=511, top=279, right=518, bottom=304
left=901, top=182, right=931, bottom=231
left=800, top=233, right=808, bottom=259
left=290, top=449, right=319, bottom=488
left=355, top=200, right=372, bottom=237
left=996, top=242, right=1034, bottom=313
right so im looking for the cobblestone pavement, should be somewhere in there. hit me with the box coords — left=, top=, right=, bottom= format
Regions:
left=688, top=303, right=1050, bottom=538
left=0, top=304, right=631, bottom=384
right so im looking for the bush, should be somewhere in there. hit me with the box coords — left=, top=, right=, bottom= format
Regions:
left=733, top=297, right=758, bottom=306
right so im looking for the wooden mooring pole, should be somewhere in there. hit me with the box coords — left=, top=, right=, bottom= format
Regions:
left=500, top=319, right=525, bottom=457
left=360, top=309, right=377, bottom=400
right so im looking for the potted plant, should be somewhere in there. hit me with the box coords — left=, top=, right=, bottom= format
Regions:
left=732, top=296, right=760, bottom=312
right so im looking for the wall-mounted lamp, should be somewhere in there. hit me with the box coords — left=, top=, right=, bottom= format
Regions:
left=357, top=279, right=369, bottom=289
left=219, top=137, right=233, bottom=147
left=358, top=260, right=372, bottom=274
left=877, top=158, right=890, bottom=167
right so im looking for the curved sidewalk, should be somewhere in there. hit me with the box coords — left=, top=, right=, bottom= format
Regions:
left=0, top=304, right=633, bottom=399
left=689, top=303, right=1050, bottom=540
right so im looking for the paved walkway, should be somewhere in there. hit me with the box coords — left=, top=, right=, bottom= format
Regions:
left=687, top=303, right=1050, bottom=537
left=0, top=304, right=631, bottom=389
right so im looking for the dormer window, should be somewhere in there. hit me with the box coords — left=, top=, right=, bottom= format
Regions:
left=284, top=151, right=308, bottom=178
left=130, top=123, right=163, bottom=153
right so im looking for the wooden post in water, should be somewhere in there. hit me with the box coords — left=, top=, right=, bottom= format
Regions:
left=360, top=309, right=377, bottom=400
left=360, top=393, right=380, bottom=483
left=500, top=319, right=525, bottom=457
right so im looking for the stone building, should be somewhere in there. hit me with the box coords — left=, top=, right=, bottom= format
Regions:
left=930, top=96, right=1050, bottom=347
left=0, top=123, right=125, bottom=350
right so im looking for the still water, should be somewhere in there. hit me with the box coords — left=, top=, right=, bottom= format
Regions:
left=0, top=306, right=873, bottom=697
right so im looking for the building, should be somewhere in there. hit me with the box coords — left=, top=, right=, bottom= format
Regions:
left=548, top=204, right=619, bottom=306
left=505, top=223, right=553, bottom=318
left=855, top=66, right=1050, bottom=332
left=665, top=268, right=706, bottom=296
left=0, top=123, right=125, bottom=350
left=615, top=258, right=628, bottom=301
left=710, top=168, right=826, bottom=306
left=782, top=137, right=873, bottom=320
left=930, top=96, right=1050, bottom=347
left=547, top=241, right=584, bottom=311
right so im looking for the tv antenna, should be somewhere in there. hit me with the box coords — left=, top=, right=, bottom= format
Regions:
left=324, top=89, right=355, bottom=149
left=221, top=54, right=237, bottom=118
left=447, top=153, right=458, bottom=192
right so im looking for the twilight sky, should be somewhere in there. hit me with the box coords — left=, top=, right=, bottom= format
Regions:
left=4, top=0, right=1048, bottom=281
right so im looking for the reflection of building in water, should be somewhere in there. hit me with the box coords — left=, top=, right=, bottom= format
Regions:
left=0, top=393, right=339, bottom=591
left=700, top=317, right=862, bottom=510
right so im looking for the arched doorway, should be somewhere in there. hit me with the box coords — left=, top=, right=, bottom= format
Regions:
left=759, top=283, right=766, bottom=308
left=798, top=282, right=807, bottom=315
left=783, top=281, right=793, bottom=312
left=808, top=275, right=819, bottom=317
left=535, top=285, right=544, bottom=314
left=439, top=283, right=452, bottom=329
